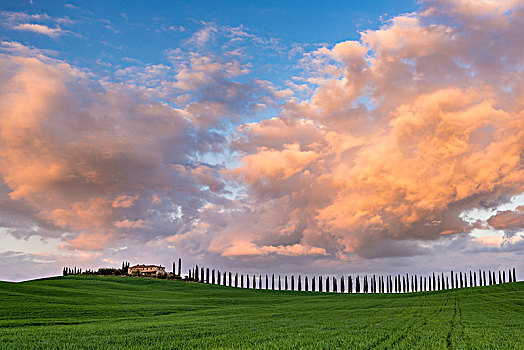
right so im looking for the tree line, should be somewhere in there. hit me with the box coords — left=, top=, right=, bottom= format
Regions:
left=62, top=259, right=517, bottom=294
left=185, top=265, right=518, bottom=293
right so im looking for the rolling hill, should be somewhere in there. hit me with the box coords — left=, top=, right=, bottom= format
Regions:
left=0, top=276, right=522, bottom=349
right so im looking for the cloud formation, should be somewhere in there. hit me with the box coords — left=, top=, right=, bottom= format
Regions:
left=215, top=0, right=524, bottom=260
left=0, top=0, right=523, bottom=280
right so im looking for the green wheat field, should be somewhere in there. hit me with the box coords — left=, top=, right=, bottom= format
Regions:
left=0, top=276, right=522, bottom=349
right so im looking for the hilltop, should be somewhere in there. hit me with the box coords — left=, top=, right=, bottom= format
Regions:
left=0, top=276, right=522, bottom=349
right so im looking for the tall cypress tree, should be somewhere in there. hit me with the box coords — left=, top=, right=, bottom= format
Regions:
left=424, top=277, right=427, bottom=292
left=451, top=271, right=454, bottom=289
left=498, top=270, right=501, bottom=284
left=285, top=276, right=288, bottom=290
left=259, top=275, right=262, bottom=289
left=212, top=269, right=216, bottom=284
left=333, top=276, right=337, bottom=293
left=279, top=275, right=281, bottom=290
left=195, top=265, right=199, bottom=282
left=326, top=276, right=330, bottom=293
left=341, top=276, right=345, bottom=293
left=241, top=274, right=244, bottom=288
left=319, top=276, right=323, bottom=292
left=298, top=275, right=302, bottom=291
left=513, top=268, right=516, bottom=283
left=178, top=258, right=181, bottom=276
left=349, top=276, right=352, bottom=293
left=201, top=268, right=204, bottom=283
left=469, top=271, right=472, bottom=287
left=482, top=270, right=486, bottom=286
left=234, top=273, right=238, bottom=288
left=272, top=274, right=275, bottom=290
left=266, top=275, right=269, bottom=290
left=291, top=275, right=295, bottom=291
left=305, top=276, right=309, bottom=291
left=356, top=275, right=360, bottom=293
left=312, top=276, right=316, bottom=292
left=206, top=268, right=210, bottom=283
left=503, top=271, right=506, bottom=283
left=172, top=261, right=176, bottom=275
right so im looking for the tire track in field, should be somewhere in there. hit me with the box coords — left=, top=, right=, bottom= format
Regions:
left=390, top=292, right=452, bottom=349
left=366, top=292, right=452, bottom=349
left=446, top=293, right=457, bottom=350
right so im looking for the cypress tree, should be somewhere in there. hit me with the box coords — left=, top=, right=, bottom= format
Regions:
left=333, top=276, right=337, bottom=293
left=419, top=275, right=422, bottom=292
left=234, top=273, right=238, bottom=288
left=394, top=275, right=398, bottom=293
left=498, top=270, right=501, bottom=284
left=482, top=270, right=486, bottom=286
left=312, top=276, right=316, bottom=291
left=206, top=268, right=210, bottom=283
left=279, top=275, right=282, bottom=290
left=272, top=274, right=275, bottom=290
left=259, top=275, right=262, bottom=289
left=305, top=276, right=309, bottom=291
left=298, top=275, right=302, bottom=291
left=178, top=258, right=182, bottom=276
left=513, top=268, right=516, bottom=283
left=241, top=274, right=244, bottom=288
left=451, top=271, right=454, bottom=289
left=473, top=272, right=477, bottom=287
left=326, top=276, right=330, bottom=292
left=349, top=276, right=352, bottom=293
left=503, top=270, right=506, bottom=283
left=461, top=272, right=464, bottom=288
left=364, top=276, right=368, bottom=293
left=341, top=276, right=345, bottom=293
left=172, top=261, right=176, bottom=275
left=319, top=276, right=323, bottom=292
left=424, top=277, right=427, bottom=292
left=217, top=270, right=221, bottom=285
left=201, top=268, right=204, bottom=283
left=291, top=275, right=295, bottom=291
left=195, top=265, right=199, bottom=282
left=228, top=272, right=231, bottom=287
left=285, top=276, right=288, bottom=290
left=212, top=269, right=216, bottom=284
left=356, top=275, right=360, bottom=293
left=446, top=277, right=449, bottom=289
left=469, top=271, right=472, bottom=287
left=266, top=275, right=269, bottom=290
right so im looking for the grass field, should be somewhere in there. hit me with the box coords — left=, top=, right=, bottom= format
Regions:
left=0, top=276, right=522, bottom=349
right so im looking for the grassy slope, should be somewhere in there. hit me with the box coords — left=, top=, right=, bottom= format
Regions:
left=0, top=276, right=522, bottom=349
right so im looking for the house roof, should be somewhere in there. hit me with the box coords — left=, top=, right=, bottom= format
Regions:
left=130, top=264, right=164, bottom=268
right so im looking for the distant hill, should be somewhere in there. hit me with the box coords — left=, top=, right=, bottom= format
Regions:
left=0, top=276, right=522, bottom=349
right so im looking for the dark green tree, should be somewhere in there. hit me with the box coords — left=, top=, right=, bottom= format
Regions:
left=333, top=276, right=337, bottom=293
left=265, top=275, right=269, bottom=290
left=356, top=275, right=360, bottom=293
left=259, top=275, right=262, bottom=289
left=312, top=276, right=316, bottom=291
left=319, top=276, right=323, bottom=292
left=206, top=268, right=210, bottom=283
left=291, top=275, right=295, bottom=291
left=178, top=258, right=181, bottom=276
left=513, top=268, right=516, bottom=283
left=326, top=276, right=330, bottom=293
left=272, top=274, right=275, bottom=290
left=201, top=268, right=204, bottom=283
left=305, top=276, right=309, bottom=291
left=285, top=276, right=288, bottom=290
left=348, top=276, right=353, bottom=293
left=298, top=275, right=302, bottom=291
left=279, top=275, right=281, bottom=290
left=341, top=276, right=344, bottom=293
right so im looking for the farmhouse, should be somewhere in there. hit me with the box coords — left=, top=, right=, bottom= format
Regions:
left=128, top=264, right=166, bottom=276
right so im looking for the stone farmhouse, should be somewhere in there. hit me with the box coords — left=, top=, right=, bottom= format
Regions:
left=128, top=264, right=166, bottom=276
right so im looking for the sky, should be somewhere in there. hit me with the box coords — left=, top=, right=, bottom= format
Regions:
left=0, top=0, right=523, bottom=282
